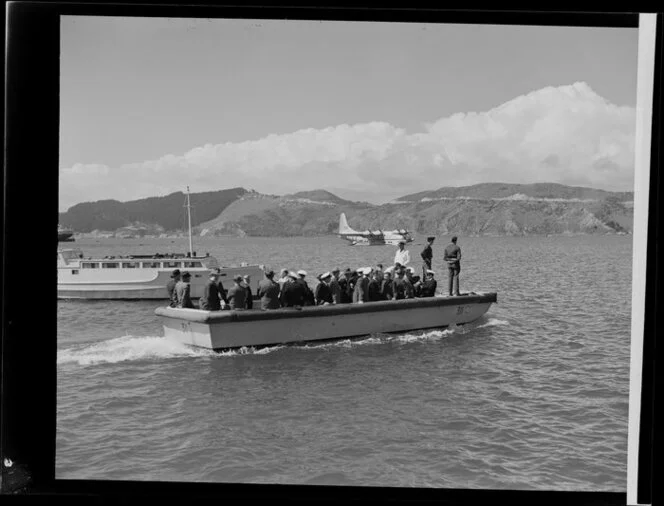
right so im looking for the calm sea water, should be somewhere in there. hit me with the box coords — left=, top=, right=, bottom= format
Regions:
left=56, top=235, right=632, bottom=491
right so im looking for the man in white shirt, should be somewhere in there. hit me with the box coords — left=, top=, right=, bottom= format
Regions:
left=394, top=241, right=410, bottom=267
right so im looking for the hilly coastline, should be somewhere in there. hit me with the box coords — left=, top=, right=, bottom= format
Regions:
left=60, top=183, right=634, bottom=239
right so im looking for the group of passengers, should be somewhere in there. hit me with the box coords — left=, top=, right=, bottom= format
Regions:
left=167, top=265, right=437, bottom=312
left=167, top=234, right=463, bottom=311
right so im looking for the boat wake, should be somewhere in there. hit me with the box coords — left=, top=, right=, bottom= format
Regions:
left=478, top=318, right=510, bottom=328
left=57, top=335, right=216, bottom=366
left=58, top=325, right=469, bottom=366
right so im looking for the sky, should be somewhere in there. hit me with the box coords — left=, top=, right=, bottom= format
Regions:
left=59, top=16, right=639, bottom=211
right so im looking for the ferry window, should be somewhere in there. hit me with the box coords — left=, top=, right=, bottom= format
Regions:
left=71, top=270, right=79, bottom=275
left=164, top=261, right=181, bottom=268
left=185, top=261, right=202, bottom=268
left=81, top=262, right=98, bottom=269
left=141, top=262, right=159, bottom=268
left=102, top=262, right=119, bottom=269
left=122, top=262, right=138, bottom=268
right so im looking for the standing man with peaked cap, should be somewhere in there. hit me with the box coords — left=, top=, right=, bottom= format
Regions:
left=421, top=236, right=435, bottom=277
left=166, top=269, right=181, bottom=307
left=444, top=236, right=462, bottom=296
left=394, top=241, right=410, bottom=268
left=199, top=271, right=221, bottom=311
left=339, top=268, right=352, bottom=304
left=175, top=271, right=194, bottom=308
left=353, top=267, right=371, bottom=303
left=257, top=270, right=281, bottom=310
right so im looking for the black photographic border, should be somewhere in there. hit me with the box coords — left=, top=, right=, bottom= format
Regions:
left=2, top=4, right=659, bottom=504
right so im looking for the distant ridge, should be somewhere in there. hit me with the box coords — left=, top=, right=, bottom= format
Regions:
left=396, top=182, right=633, bottom=203
left=61, top=183, right=634, bottom=238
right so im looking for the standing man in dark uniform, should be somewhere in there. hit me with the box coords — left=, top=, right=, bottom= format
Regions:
left=175, top=271, right=194, bottom=308
left=444, top=236, right=462, bottom=296
left=257, top=270, right=281, bottom=310
left=199, top=271, right=221, bottom=310
left=420, top=236, right=435, bottom=279
left=297, top=270, right=315, bottom=306
left=166, top=269, right=181, bottom=307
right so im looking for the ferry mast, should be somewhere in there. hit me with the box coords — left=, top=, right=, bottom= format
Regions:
left=185, top=186, right=194, bottom=256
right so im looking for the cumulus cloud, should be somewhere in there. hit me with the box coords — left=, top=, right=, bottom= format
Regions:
left=59, top=82, right=636, bottom=210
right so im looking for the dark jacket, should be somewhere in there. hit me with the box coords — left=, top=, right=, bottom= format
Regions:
left=258, top=278, right=281, bottom=310
left=217, top=281, right=228, bottom=304
left=281, top=279, right=305, bottom=307
left=245, top=285, right=253, bottom=309
left=166, top=278, right=178, bottom=307
left=367, top=279, right=382, bottom=302
left=314, top=281, right=333, bottom=305
left=419, top=279, right=437, bottom=297
left=175, top=280, right=194, bottom=308
left=296, top=278, right=315, bottom=306
left=199, top=280, right=221, bottom=310
left=421, top=244, right=433, bottom=268
left=338, top=276, right=351, bottom=303
left=227, top=284, right=247, bottom=310
left=346, top=274, right=358, bottom=302
left=329, top=278, right=342, bottom=304
left=381, top=279, right=394, bottom=300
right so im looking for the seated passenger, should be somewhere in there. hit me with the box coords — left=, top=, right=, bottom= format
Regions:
left=419, top=270, right=438, bottom=297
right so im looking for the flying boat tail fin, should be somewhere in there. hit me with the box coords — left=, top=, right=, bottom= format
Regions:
left=339, top=213, right=357, bottom=234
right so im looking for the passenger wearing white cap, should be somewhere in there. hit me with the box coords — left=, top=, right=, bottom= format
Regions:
left=281, top=271, right=304, bottom=307
left=296, top=270, right=315, bottom=306
left=419, top=270, right=437, bottom=297
left=314, top=272, right=333, bottom=305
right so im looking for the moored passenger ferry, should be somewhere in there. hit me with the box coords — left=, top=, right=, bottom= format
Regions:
left=57, top=187, right=265, bottom=300
left=57, top=249, right=264, bottom=300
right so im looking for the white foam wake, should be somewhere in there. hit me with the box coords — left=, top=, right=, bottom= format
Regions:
left=57, top=335, right=216, bottom=366
left=478, top=318, right=510, bottom=328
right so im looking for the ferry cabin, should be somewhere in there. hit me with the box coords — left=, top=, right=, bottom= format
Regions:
left=57, top=248, right=264, bottom=300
